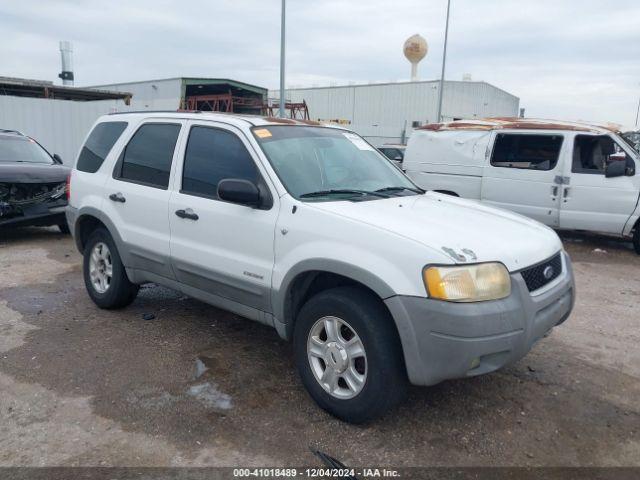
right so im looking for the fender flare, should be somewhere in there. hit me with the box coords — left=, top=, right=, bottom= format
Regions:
left=272, top=258, right=397, bottom=339
left=72, top=206, right=131, bottom=266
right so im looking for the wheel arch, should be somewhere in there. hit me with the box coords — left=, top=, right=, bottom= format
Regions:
left=273, top=259, right=397, bottom=341
left=73, top=207, right=130, bottom=264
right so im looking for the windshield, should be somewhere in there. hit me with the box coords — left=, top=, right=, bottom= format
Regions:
left=0, top=136, right=53, bottom=164
left=252, top=125, right=420, bottom=201
left=621, top=131, right=640, bottom=154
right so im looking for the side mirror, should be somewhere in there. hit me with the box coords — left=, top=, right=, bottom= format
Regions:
left=605, top=160, right=626, bottom=178
left=218, top=179, right=261, bottom=207
left=52, top=154, right=63, bottom=164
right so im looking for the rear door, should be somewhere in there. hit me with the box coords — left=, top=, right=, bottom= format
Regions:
left=168, top=121, right=278, bottom=315
left=559, top=133, right=639, bottom=234
left=102, top=119, right=184, bottom=279
left=480, top=132, right=566, bottom=227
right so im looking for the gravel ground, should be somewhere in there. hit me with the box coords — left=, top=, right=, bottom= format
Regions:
left=0, top=227, right=638, bottom=468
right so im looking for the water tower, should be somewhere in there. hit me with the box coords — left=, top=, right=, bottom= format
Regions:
left=403, top=34, right=428, bottom=81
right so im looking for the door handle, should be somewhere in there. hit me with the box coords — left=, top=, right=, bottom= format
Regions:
left=551, top=186, right=558, bottom=197
left=109, top=192, right=126, bottom=203
left=175, top=208, right=199, bottom=221
left=563, top=187, right=570, bottom=202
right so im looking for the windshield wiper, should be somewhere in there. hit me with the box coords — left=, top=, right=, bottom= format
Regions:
left=300, top=189, right=389, bottom=199
left=375, top=186, right=425, bottom=194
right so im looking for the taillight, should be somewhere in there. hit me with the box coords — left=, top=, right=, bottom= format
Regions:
left=66, top=173, right=71, bottom=201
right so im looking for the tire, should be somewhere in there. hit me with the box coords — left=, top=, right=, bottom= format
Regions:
left=83, top=227, right=139, bottom=309
left=294, top=286, right=407, bottom=423
left=634, top=227, right=640, bottom=255
left=58, top=222, right=70, bottom=234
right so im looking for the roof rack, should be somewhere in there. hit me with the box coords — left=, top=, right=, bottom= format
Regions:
left=107, top=110, right=203, bottom=116
left=0, top=128, right=25, bottom=136
left=105, top=110, right=259, bottom=127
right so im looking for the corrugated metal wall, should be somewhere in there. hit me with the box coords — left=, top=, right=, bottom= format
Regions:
left=91, top=78, right=183, bottom=111
left=0, top=95, right=129, bottom=165
left=271, top=81, right=519, bottom=145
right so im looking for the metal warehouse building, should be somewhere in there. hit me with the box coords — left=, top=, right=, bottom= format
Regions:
left=0, top=76, right=268, bottom=165
left=90, top=77, right=268, bottom=114
left=0, top=76, right=131, bottom=164
left=270, top=80, right=520, bottom=145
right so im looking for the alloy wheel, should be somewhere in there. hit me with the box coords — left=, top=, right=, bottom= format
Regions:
left=307, top=316, right=367, bottom=399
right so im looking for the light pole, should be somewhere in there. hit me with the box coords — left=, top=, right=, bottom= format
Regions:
left=436, top=0, right=451, bottom=123
left=279, top=0, right=286, bottom=118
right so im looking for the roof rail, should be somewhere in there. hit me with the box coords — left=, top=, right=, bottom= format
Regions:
left=105, top=109, right=261, bottom=127
left=107, top=110, right=203, bottom=115
left=0, top=128, right=24, bottom=136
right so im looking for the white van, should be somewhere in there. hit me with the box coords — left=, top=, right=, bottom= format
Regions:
left=404, top=118, right=640, bottom=253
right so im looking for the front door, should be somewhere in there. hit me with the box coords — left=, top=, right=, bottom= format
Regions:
left=480, top=132, right=566, bottom=227
left=168, top=121, right=278, bottom=314
left=559, top=133, right=639, bottom=234
left=102, top=120, right=183, bottom=279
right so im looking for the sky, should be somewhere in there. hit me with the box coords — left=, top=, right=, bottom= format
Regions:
left=1, top=0, right=639, bottom=127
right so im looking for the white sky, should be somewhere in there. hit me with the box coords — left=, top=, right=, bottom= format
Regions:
left=1, top=0, right=639, bottom=126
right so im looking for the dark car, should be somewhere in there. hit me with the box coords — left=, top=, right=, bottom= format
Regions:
left=0, top=129, right=70, bottom=232
left=378, top=144, right=406, bottom=169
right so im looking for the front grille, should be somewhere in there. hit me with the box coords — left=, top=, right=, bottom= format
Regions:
left=520, top=253, right=562, bottom=292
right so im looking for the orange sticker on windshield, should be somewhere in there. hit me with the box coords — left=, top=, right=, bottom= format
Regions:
left=254, top=128, right=272, bottom=139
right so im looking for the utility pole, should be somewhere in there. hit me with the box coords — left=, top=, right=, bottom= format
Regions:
left=636, top=92, right=640, bottom=128
left=436, top=0, right=451, bottom=123
left=279, top=0, right=286, bottom=118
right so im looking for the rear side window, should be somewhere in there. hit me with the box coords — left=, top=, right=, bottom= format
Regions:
left=117, top=123, right=181, bottom=189
left=491, top=134, right=563, bottom=171
left=76, top=122, right=127, bottom=173
left=181, top=126, right=258, bottom=199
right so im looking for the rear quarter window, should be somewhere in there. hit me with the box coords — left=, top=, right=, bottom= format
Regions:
left=76, top=122, right=128, bottom=173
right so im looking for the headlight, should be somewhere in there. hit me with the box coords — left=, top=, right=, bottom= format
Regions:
left=423, top=263, right=511, bottom=302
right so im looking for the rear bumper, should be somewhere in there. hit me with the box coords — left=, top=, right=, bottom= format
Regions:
left=65, top=205, right=81, bottom=250
left=0, top=200, right=67, bottom=228
left=385, top=251, right=575, bottom=386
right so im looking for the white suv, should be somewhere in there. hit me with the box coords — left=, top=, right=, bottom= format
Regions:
left=67, top=112, right=575, bottom=423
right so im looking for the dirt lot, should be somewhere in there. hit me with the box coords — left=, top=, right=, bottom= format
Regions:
left=0, top=227, right=639, bottom=468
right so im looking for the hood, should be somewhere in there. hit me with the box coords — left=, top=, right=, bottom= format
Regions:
left=0, top=162, right=70, bottom=183
left=309, top=192, right=562, bottom=272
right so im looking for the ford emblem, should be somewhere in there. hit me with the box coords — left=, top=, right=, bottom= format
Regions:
left=543, top=265, right=554, bottom=280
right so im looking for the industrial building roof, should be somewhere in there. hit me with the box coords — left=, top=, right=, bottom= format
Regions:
left=88, top=77, right=267, bottom=95
left=0, top=76, right=132, bottom=102
left=280, top=79, right=519, bottom=100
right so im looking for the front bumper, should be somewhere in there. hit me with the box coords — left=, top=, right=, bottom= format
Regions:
left=0, top=199, right=67, bottom=228
left=385, top=251, right=575, bottom=386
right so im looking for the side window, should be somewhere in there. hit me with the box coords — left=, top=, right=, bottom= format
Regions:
left=76, top=122, right=127, bottom=173
left=117, top=123, right=181, bottom=189
left=573, top=135, right=634, bottom=175
left=380, top=148, right=399, bottom=159
left=491, top=134, right=563, bottom=171
left=182, top=126, right=259, bottom=199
